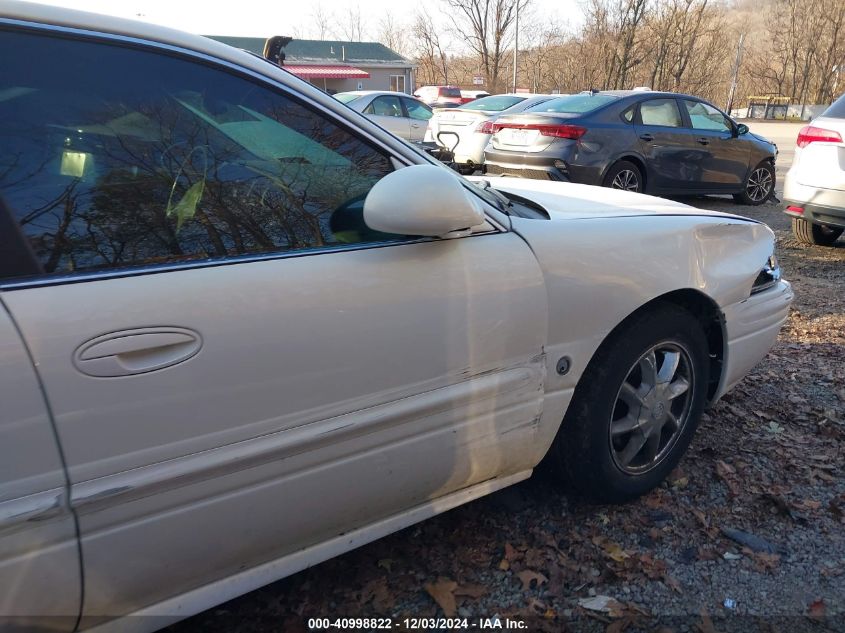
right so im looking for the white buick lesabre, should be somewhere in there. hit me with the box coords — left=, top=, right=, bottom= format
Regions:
left=0, top=2, right=793, bottom=631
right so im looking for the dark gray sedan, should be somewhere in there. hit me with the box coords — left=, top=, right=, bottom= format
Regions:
left=483, top=90, right=778, bottom=205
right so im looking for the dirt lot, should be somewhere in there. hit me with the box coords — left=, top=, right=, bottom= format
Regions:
left=172, top=130, right=844, bottom=633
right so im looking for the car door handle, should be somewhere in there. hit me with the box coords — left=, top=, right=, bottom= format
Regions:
left=639, top=133, right=654, bottom=142
left=696, top=137, right=710, bottom=145
left=73, top=327, right=202, bottom=377
left=412, top=123, right=421, bottom=128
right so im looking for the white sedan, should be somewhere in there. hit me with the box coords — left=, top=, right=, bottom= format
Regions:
left=0, top=2, right=792, bottom=632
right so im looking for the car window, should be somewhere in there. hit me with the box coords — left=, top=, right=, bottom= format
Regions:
left=528, top=94, right=618, bottom=114
left=462, top=95, right=525, bottom=112
left=621, top=106, right=635, bottom=123
left=639, top=98, right=683, bottom=127
left=683, top=100, right=731, bottom=132
left=403, top=98, right=433, bottom=121
left=334, top=93, right=362, bottom=104
left=364, top=95, right=404, bottom=118
left=821, top=93, right=845, bottom=119
left=0, top=31, right=407, bottom=281
left=440, top=87, right=462, bottom=98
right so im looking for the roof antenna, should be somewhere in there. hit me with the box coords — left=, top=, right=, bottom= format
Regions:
left=263, top=36, right=293, bottom=66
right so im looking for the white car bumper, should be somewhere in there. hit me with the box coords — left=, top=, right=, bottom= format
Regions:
left=714, top=280, right=794, bottom=401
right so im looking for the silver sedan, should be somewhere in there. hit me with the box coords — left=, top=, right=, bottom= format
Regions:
left=335, top=90, right=433, bottom=142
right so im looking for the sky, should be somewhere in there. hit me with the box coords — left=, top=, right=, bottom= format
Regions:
left=38, top=0, right=585, bottom=41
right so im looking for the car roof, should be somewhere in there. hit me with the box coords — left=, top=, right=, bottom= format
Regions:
left=336, top=91, right=413, bottom=98
left=2, top=0, right=273, bottom=72
left=592, top=90, right=710, bottom=102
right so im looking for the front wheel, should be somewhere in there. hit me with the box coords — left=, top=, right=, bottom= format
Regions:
left=603, top=160, right=643, bottom=193
left=734, top=161, right=775, bottom=205
left=547, top=303, right=709, bottom=503
left=792, top=217, right=843, bottom=246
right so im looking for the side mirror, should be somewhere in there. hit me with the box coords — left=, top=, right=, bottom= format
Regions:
left=736, top=123, right=749, bottom=136
left=364, top=165, right=485, bottom=238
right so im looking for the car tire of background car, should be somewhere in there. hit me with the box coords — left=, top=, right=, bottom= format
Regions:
left=547, top=303, right=709, bottom=503
left=791, top=217, right=843, bottom=246
left=734, top=161, right=775, bottom=205
left=602, top=160, right=643, bottom=193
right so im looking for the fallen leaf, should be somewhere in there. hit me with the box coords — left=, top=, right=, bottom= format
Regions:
left=696, top=608, right=720, bottom=633
left=578, top=595, right=626, bottom=616
left=721, top=527, right=784, bottom=554
left=498, top=559, right=510, bottom=571
left=808, top=598, right=826, bottom=619
left=606, top=618, right=632, bottom=633
left=603, top=541, right=631, bottom=562
left=377, top=558, right=394, bottom=572
left=765, top=421, right=784, bottom=434
left=504, top=542, right=520, bottom=561
left=424, top=578, right=457, bottom=617
left=517, top=569, right=548, bottom=591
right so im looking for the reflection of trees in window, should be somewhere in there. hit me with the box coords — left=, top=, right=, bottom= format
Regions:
left=2, top=65, right=393, bottom=276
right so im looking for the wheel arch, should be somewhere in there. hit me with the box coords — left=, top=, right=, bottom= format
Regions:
left=602, top=154, right=649, bottom=192
left=580, top=288, right=725, bottom=403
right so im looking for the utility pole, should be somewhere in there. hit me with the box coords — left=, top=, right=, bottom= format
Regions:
left=512, top=0, right=519, bottom=93
left=725, top=32, right=745, bottom=115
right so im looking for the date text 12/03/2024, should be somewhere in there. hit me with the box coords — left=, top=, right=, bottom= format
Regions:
left=307, top=617, right=528, bottom=629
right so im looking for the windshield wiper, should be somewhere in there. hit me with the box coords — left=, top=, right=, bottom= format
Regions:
left=473, top=178, right=513, bottom=213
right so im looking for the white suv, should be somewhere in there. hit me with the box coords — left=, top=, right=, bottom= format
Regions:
left=784, top=94, right=845, bottom=246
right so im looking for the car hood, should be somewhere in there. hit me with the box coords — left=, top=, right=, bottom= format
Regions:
left=467, top=176, right=754, bottom=222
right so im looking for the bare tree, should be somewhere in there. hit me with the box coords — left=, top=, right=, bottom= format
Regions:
left=310, top=3, right=331, bottom=40
left=378, top=11, right=410, bottom=57
left=443, top=0, right=527, bottom=92
left=337, top=4, right=365, bottom=42
left=411, top=12, right=451, bottom=85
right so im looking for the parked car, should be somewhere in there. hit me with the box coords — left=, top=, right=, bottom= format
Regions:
left=783, top=93, right=845, bottom=246
left=427, top=93, right=557, bottom=172
left=460, top=89, right=490, bottom=103
left=0, top=3, right=792, bottom=630
left=484, top=90, right=779, bottom=205
left=334, top=90, right=432, bottom=142
left=413, top=84, right=464, bottom=107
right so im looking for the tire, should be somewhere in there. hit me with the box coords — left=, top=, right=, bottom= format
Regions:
left=547, top=303, right=709, bottom=503
left=603, top=160, right=644, bottom=193
left=792, top=217, right=843, bottom=246
left=734, top=161, right=775, bottom=205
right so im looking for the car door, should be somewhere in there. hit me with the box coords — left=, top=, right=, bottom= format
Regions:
left=0, top=277, right=81, bottom=632
left=0, top=27, right=547, bottom=623
left=681, top=99, right=749, bottom=190
left=364, top=94, right=412, bottom=139
left=634, top=97, right=703, bottom=191
left=402, top=96, right=433, bottom=141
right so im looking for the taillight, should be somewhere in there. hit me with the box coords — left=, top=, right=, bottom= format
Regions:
left=476, top=120, right=495, bottom=134
left=492, top=122, right=587, bottom=140
left=785, top=205, right=804, bottom=215
left=796, top=125, right=842, bottom=148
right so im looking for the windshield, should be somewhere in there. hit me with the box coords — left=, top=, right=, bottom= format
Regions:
left=334, top=93, right=361, bottom=104
left=462, top=95, right=525, bottom=112
left=528, top=93, right=618, bottom=114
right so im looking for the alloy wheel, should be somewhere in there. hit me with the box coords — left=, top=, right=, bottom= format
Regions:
left=611, top=169, right=640, bottom=192
left=746, top=167, right=773, bottom=202
left=609, top=342, right=695, bottom=475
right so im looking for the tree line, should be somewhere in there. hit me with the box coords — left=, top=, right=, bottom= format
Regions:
left=308, top=0, right=845, bottom=111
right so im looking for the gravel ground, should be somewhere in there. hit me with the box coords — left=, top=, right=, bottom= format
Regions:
left=170, top=194, right=844, bottom=633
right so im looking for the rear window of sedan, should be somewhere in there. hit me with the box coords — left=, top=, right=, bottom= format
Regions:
left=440, top=87, right=462, bottom=98
left=822, top=93, right=845, bottom=119
left=462, top=95, right=525, bottom=112
left=529, top=94, right=619, bottom=114
left=334, top=93, right=362, bottom=104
